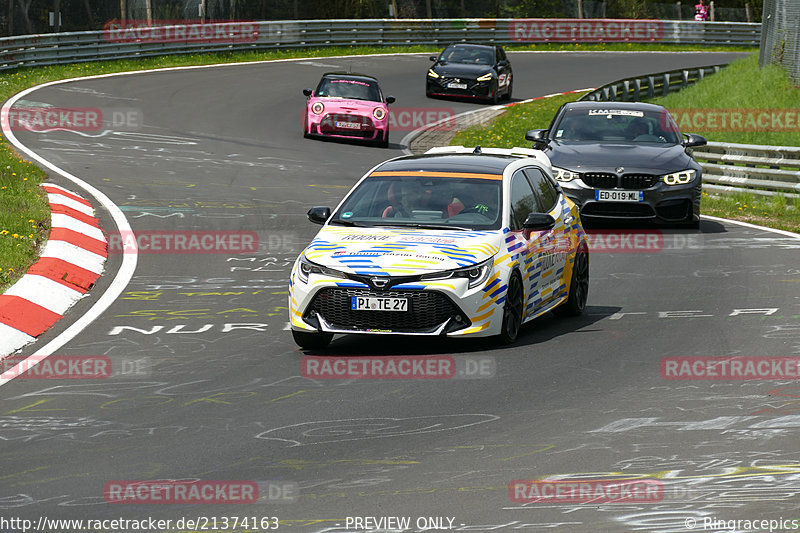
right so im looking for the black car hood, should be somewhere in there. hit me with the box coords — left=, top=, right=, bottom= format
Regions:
left=546, top=142, right=696, bottom=174
left=433, top=63, right=494, bottom=79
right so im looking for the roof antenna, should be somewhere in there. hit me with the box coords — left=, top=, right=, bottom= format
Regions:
left=473, top=145, right=482, bottom=154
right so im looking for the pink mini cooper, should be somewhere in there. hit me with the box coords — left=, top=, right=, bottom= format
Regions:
left=303, top=73, right=395, bottom=148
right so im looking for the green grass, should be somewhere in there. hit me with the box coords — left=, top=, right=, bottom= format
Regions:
left=701, top=191, right=799, bottom=232
left=651, top=53, right=800, bottom=146
left=451, top=91, right=589, bottom=148
left=0, top=42, right=767, bottom=293
left=0, top=156, right=49, bottom=291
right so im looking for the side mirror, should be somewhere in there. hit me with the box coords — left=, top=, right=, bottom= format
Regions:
left=498, top=60, right=508, bottom=67
left=385, top=96, right=396, bottom=105
left=307, top=206, right=331, bottom=225
left=523, top=213, right=556, bottom=231
left=302, top=88, right=312, bottom=97
left=429, top=56, right=437, bottom=61
left=683, top=133, right=707, bottom=147
left=525, top=129, right=548, bottom=143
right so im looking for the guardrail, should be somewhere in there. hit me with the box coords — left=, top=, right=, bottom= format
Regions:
left=579, top=65, right=726, bottom=101
left=0, top=18, right=760, bottom=72
left=577, top=65, right=799, bottom=199
left=693, top=143, right=800, bottom=198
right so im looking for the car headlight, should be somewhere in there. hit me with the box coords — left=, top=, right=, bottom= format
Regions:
left=421, top=257, right=494, bottom=289
left=552, top=166, right=580, bottom=182
left=373, top=107, right=386, bottom=120
left=476, top=72, right=493, bottom=82
left=311, top=102, right=324, bottom=115
left=297, top=256, right=346, bottom=283
left=427, top=69, right=440, bottom=78
left=662, top=169, right=696, bottom=185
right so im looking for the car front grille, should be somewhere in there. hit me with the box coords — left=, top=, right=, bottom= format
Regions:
left=306, top=288, right=463, bottom=333
left=581, top=173, right=658, bottom=189
left=320, top=114, right=375, bottom=136
left=581, top=173, right=617, bottom=188
left=621, top=174, right=659, bottom=189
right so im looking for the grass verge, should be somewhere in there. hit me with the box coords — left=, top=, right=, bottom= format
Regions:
left=0, top=43, right=762, bottom=293
left=450, top=53, right=800, bottom=233
left=651, top=54, right=800, bottom=146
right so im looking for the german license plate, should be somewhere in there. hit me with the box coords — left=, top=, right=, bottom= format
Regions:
left=351, top=297, right=408, bottom=312
left=335, top=121, right=361, bottom=130
left=447, top=82, right=468, bottom=89
left=595, top=190, right=644, bottom=202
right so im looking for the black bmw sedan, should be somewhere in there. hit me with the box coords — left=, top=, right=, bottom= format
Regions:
left=526, top=101, right=707, bottom=228
left=426, top=43, right=513, bottom=104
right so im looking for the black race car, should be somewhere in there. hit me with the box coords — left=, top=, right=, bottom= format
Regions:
left=426, top=43, right=513, bottom=104
left=526, top=101, right=707, bottom=228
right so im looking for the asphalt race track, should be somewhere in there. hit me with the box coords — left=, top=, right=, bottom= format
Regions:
left=4, top=51, right=800, bottom=532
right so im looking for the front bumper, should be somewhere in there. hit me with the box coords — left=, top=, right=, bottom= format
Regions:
left=289, top=268, right=507, bottom=338
left=426, top=78, right=495, bottom=99
left=559, top=176, right=701, bottom=223
left=307, top=112, right=387, bottom=142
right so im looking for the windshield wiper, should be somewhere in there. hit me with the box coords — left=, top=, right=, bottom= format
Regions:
left=372, top=223, right=470, bottom=231
left=328, top=219, right=367, bottom=227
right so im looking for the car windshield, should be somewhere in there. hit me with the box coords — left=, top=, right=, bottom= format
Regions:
left=552, top=108, right=682, bottom=144
left=330, top=175, right=503, bottom=231
left=440, top=46, right=495, bottom=65
left=315, top=77, right=382, bottom=101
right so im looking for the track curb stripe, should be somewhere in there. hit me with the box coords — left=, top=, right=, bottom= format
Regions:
left=0, top=185, right=106, bottom=356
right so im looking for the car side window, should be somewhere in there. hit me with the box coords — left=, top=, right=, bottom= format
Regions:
left=509, top=170, right=538, bottom=230
left=524, top=168, right=559, bottom=213
left=497, top=47, right=507, bottom=62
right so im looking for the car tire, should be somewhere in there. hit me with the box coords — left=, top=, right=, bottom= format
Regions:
left=553, top=245, right=589, bottom=317
left=490, top=85, right=500, bottom=105
left=292, top=329, right=333, bottom=349
left=498, top=271, right=524, bottom=344
left=504, top=77, right=513, bottom=100
left=376, top=131, right=389, bottom=148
